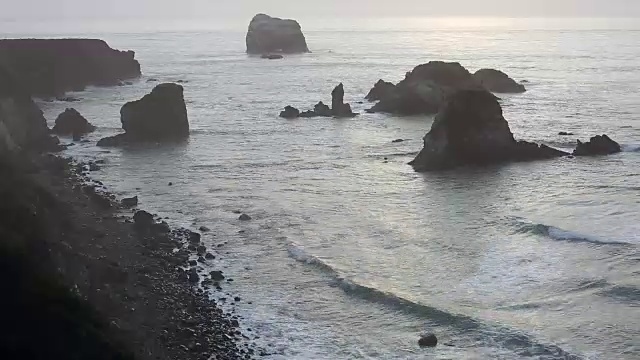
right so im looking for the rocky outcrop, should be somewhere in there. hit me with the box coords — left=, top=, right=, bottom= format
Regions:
left=409, top=90, right=568, bottom=171
left=0, top=64, right=58, bottom=155
left=246, top=14, right=310, bottom=54
left=367, top=61, right=482, bottom=115
left=573, top=135, right=621, bottom=156
left=331, top=83, right=357, bottom=118
left=279, top=84, right=357, bottom=119
left=52, top=108, right=96, bottom=136
left=473, top=69, right=526, bottom=93
left=98, top=83, right=189, bottom=146
left=365, top=80, right=396, bottom=102
left=366, top=62, right=528, bottom=115
left=0, top=39, right=141, bottom=97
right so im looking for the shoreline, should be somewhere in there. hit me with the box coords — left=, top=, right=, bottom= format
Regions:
left=0, top=153, right=260, bottom=359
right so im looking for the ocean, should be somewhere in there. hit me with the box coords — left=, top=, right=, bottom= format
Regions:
left=6, top=16, right=640, bottom=359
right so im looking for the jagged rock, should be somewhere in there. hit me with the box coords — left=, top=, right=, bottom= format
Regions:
left=331, top=83, right=357, bottom=118
left=121, top=196, right=138, bottom=208
left=246, top=14, right=310, bottom=54
left=279, top=105, right=300, bottom=119
left=52, top=108, right=96, bottom=135
left=473, top=68, right=526, bottom=93
left=573, top=135, right=621, bottom=156
left=313, top=101, right=332, bottom=117
left=260, top=54, right=284, bottom=60
left=97, top=83, right=188, bottom=146
left=418, top=334, right=438, bottom=347
left=0, top=39, right=140, bottom=97
left=409, top=90, right=568, bottom=171
left=365, top=80, right=396, bottom=102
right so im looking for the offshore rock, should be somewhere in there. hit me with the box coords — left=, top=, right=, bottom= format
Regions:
left=573, top=134, right=621, bottom=156
left=246, top=14, right=310, bottom=54
left=52, top=108, right=96, bottom=136
left=473, top=68, right=526, bottom=93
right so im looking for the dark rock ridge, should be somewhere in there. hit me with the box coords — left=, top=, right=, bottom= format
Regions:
left=52, top=108, right=96, bottom=136
left=260, top=54, right=284, bottom=60
left=573, top=135, right=621, bottom=156
left=409, top=90, right=568, bottom=171
left=279, top=84, right=357, bottom=119
left=366, top=61, right=525, bottom=115
left=473, top=68, right=526, bottom=93
left=97, top=83, right=189, bottom=146
left=246, top=14, right=310, bottom=54
left=0, top=39, right=141, bottom=97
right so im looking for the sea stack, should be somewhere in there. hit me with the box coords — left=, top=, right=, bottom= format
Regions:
left=97, top=83, right=189, bottom=146
left=473, top=68, right=526, bottom=93
left=52, top=108, right=96, bottom=136
left=409, top=90, right=567, bottom=171
left=0, top=39, right=141, bottom=97
left=246, top=14, right=310, bottom=54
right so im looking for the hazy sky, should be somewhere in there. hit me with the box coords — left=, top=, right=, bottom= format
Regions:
left=2, top=0, right=640, bottom=20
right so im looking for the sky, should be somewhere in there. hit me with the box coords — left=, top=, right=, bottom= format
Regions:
left=2, top=0, right=640, bottom=20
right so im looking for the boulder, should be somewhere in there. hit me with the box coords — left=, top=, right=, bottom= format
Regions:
left=573, top=134, right=621, bottom=156
left=279, top=105, right=300, bottom=119
left=246, top=14, right=310, bottom=54
left=210, top=270, right=225, bottom=282
left=409, top=90, right=568, bottom=171
left=473, top=68, right=526, bottom=93
left=52, top=108, right=96, bottom=135
left=133, top=210, right=154, bottom=230
left=260, top=54, right=284, bottom=60
left=97, top=83, right=189, bottom=146
left=365, top=79, right=396, bottom=102
left=0, top=39, right=140, bottom=97
left=121, top=196, right=138, bottom=208
left=238, top=213, right=252, bottom=221
left=368, top=61, right=481, bottom=115
left=331, top=83, right=357, bottom=118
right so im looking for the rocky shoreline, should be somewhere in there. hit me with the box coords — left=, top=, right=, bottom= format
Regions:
left=0, top=153, right=260, bottom=359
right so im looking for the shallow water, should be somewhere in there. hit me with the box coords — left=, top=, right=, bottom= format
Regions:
left=9, top=17, right=640, bottom=359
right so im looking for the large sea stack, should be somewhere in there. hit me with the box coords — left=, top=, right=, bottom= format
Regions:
left=409, top=90, right=567, bottom=171
left=246, top=14, right=310, bottom=54
left=366, top=62, right=526, bottom=115
left=0, top=39, right=141, bottom=97
left=97, top=83, right=189, bottom=146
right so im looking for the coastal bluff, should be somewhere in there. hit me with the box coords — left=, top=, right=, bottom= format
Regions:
left=0, top=39, right=141, bottom=97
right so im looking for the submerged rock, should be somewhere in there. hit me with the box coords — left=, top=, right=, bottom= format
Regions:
left=97, top=83, right=189, bottom=146
left=246, top=14, right=310, bottom=54
left=238, top=214, right=252, bottom=221
left=558, top=131, right=574, bottom=136
left=573, top=134, right=621, bottom=156
left=52, top=108, right=96, bottom=135
left=418, top=334, right=438, bottom=348
left=409, top=90, right=568, bottom=171
left=260, top=54, right=284, bottom=60
left=473, top=68, right=526, bottom=93
left=280, top=85, right=356, bottom=118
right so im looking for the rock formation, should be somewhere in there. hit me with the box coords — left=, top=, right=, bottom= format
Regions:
left=366, top=62, right=527, bottom=115
left=573, top=135, right=621, bottom=156
left=409, top=90, right=568, bottom=171
left=246, top=14, right=310, bottom=54
left=365, top=80, right=396, bottom=102
left=52, top=108, right=96, bottom=136
left=331, top=83, right=357, bottom=118
left=0, top=64, right=58, bottom=155
left=0, top=39, right=141, bottom=97
left=97, top=83, right=189, bottom=146
left=473, top=68, right=526, bottom=93
left=260, top=54, right=284, bottom=60
left=279, top=85, right=356, bottom=119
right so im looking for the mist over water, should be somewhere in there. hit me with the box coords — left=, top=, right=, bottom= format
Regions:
left=8, top=15, right=640, bottom=359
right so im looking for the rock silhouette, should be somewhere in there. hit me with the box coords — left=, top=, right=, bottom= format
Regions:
left=246, top=14, right=310, bottom=54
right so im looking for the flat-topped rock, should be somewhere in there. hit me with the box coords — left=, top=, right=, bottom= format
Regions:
left=246, top=14, right=309, bottom=54
left=0, top=39, right=141, bottom=97
left=97, top=83, right=188, bottom=146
